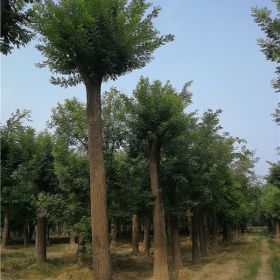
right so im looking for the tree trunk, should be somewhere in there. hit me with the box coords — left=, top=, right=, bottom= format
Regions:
left=211, top=214, right=217, bottom=245
left=198, top=208, right=207, bottom=256
left=69, top=230, right=75, bottom=244
left=1, top=210, right=9, bottom=249
left=85, top=78, right=112, bottom=280
left=150, top=139, right=169, bottom=280
left=143, top=222, right=150, bottom=257
left=170, top=214, right=183, bottom=270
left=28, top=224, right=34, bottom=243
left=132, top=214, right=140, bottom=255
left=110, top=221, right=117, bottom=249
left=192, top=206, right=200, bottom=264
left=36, top=215, right=46, bottom=265
left=275, top=220, right=280, bottom=239
left=23, top=225, right=28, bottom=247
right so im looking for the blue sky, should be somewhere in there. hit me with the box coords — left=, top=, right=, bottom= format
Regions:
left=1, top=0, right=279, bottom=177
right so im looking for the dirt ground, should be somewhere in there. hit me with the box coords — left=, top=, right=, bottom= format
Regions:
left=1, top=231, right=279, bottom=280
left=255, top=238, right=273, bottom=280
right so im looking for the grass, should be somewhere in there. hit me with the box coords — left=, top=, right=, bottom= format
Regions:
left=234, top=237, right=261, bottom=280
left=268, top=238, right=280, bottom=280
left=0, top=245, right=71, bottom=280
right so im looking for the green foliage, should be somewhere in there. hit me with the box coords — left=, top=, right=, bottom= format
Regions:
left=260, top=184, right=280, bottom=220
left=267, top=162, right=280, bottom=187
left=0, top=0, right=36, bottom=54
left=74, top=216, right=92, bottom=242
left=0, top=110, right=36, bottom=230
left=31, top=0, right=173, bottom=85
left=252, top=3, right=280, bottom=92
left=132, top=77, right=191, bottom=147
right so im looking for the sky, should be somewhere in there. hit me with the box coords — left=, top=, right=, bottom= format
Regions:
left=1, top=0, right=279, bottom=177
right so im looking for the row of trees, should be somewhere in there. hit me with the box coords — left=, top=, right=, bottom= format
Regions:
left=1, top=1, right=279, bottom=280
left=1, top=77, right=261, bottom=277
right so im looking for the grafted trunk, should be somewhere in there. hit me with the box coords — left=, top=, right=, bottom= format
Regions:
left=143, top=222, right=150, bottom=257
left=132, top=214, right=140, bottom=255
left=36, top=215, right=46, bottom=265
left=150, top=139, right=169, bottom=280
left=198, top=208, right=207, bottom=256
left=192, top=206, right=200, bottom=264
left=86, top=78, right=112, bottom=280
left=1, top=210, right=9, bottom=249
left=170, top=214, right=183, bottom=270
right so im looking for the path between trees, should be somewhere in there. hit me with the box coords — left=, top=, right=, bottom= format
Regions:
left=256, top=238, right=273, bottom=280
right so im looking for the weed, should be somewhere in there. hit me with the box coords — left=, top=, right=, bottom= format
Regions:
left=268, top=238, right=280, bottom=280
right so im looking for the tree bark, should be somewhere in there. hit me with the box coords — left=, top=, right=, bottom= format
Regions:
left=170, top=214, right=183, bottom=270
left=143, top=222, right=150, bottom=257
left=36, top=215, right=46, bottom=265
left=192, top=206, right=200, bottom=264
left=198, top=208, right=207, bottom=256
left=150, top=139, right=169, bottom=280
left=132, top=214, right=140, bottom=255
left=1, top=210, right=9, bottom=249
left=85, top=78, right=112, bottom=280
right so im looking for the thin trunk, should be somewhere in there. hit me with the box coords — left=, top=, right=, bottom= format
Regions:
left=150, top=139, right=169, bottom=280
left=170, top=214, right=183, bottom=270
left=143, top=222, right=150, bottom=257
left=23, top=225, right=28, bottom=247
left=110, top=221, right=117, bottom=248
left=198, top=208, right=207, bottom=256
left=28, top=224, right=34, bottom=243
left=69, top=230, right=75, bottom=244
left=275, top=220, right=280, bottom=239
left=223, top=222, right=228, bottom=242
left=204, top=214, right=211, bottom=253
left=211, top=214, right=217, bottom=245
left=1, top=210, right=9, bottom=249
left=85, top=78, right=112, bottom=280
left=132, top=214, right=140, bottom=255
left=36, top=215, right=46, bottom=265
left=192, top=206, right=200, bottom=264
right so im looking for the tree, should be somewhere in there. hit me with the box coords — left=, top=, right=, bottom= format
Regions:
left=267, top=162, right=280, bottom=187
left=0, top=0, right=37, bottom=54
left=252, top=2, right=280, bottom=124
left=0, top=110, right=34, bottom=248
left=132, top=77, right=191, bottom=279
left=18, top=132, right=58, bottom=264
left=31, top=2, right=173, bottom=277
left=260, top=184, right=280, bottom=238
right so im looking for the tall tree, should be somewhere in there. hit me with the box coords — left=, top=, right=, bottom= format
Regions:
left=32, top=2, right=173, bottom=278
left=132, top=77, right=191, bottom=279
